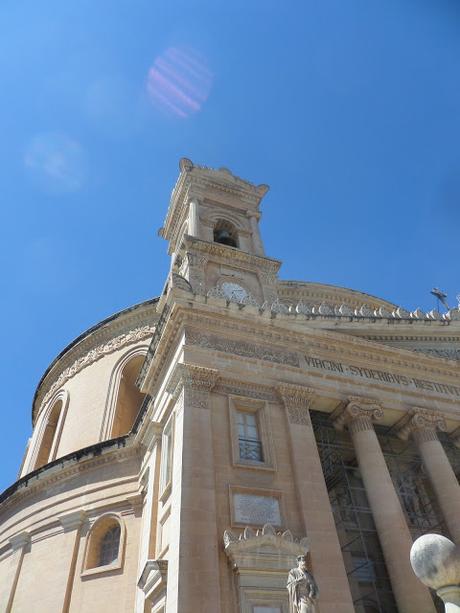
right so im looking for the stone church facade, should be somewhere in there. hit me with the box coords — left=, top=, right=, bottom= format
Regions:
left=1, top=159, right=459, bottom=613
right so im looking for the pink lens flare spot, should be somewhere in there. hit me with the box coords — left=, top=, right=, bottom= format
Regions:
left=147, top=46, right=213, bottom=118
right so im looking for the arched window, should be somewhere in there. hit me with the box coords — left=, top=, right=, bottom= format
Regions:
left=83, top=515, right=125, bottom=575
left=33, top=397, right=64, bottom=470
left=110, top=354, right=146, bottom=438
left=99, top=525, right=121, bottom=566
left=213, top=219, right=239, bottom=248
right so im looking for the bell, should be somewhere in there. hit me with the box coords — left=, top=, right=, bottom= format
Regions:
left=214, top=228, right=236, bottom=247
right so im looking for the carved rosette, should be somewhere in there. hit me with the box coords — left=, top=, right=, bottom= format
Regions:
left=333, top=397, right=384, bottom=434
left=397, top=407, right=447, bottom=444
left=277, top=383, right=315, bottom=426
left=167, top=363, right=219, bottom=409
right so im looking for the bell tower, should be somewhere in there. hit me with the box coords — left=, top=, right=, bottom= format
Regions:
left=159, top=158, right=281, bottom=305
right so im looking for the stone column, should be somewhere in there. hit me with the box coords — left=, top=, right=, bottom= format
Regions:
left=247, top=211, right=264, bottom=256
left=334, top=397, right=436, bottom=613
left=188, top=198, right=200, bottom=238
left=397, top=408, right=460, bottom=544
left=165, top=364, right=221, bottom=613
left=277, top=384, right=354, bottom=613
left=0, top=532, right=30, bottom=613
left=58, top=510, right=86, bottom=613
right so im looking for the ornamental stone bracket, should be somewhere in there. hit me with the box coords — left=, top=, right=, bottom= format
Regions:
left=166, top=363, right=219, bottom=409
left=277, top=383, right=316, bottom=426
left=137, top=559, right=168, bottom=602
left=223, top=524, right=309, bottom=573
left=396, top=407, right=448, bottom=443
left=333, top=396, right=384, bottom=433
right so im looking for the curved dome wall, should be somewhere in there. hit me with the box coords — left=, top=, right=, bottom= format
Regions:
left=21, top=300, right=158, bottom=478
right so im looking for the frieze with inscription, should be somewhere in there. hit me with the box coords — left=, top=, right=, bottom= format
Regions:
left=304, top=355, right=460, bottom=399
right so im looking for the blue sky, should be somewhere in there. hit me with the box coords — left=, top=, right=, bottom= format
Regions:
left=1, top=0, right=459, bottom=491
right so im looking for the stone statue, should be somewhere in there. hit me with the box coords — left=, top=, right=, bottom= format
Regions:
left=287, top=554, right=319, bottom=613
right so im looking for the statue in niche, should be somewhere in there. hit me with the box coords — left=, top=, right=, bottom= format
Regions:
left=287, top=554, right=319, bottom=613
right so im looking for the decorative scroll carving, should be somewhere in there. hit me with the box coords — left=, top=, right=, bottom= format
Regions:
left=186, top=329, right=300, bottom=367
left=277, top=384, right=316, bottom=426
left=166, top=363, right=219, bottom=409
left=333, top=396, right=384, bottom=433
left=396, top=407, right=447, bottom=443
left=39, top=326, right=154, bottom=417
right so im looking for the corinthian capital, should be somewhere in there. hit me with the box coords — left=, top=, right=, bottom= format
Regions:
left=396, top=407, right=447, bottom=443
left=277, top=383, right=315, bottom=426
left=167, top=363, right=219, bottom=399
left=333, top=396, right=383, bottom=433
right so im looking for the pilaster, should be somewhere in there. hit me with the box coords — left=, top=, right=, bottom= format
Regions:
left=165, top=363, right=221, bottom=613
left=277, top=383, right=354, bottom=613
left=0, top=532, right=30, bottom=613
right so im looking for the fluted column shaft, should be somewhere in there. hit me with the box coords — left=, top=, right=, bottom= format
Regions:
left=399, top=408, right=460, bottom=544
left=335, top=399, right=436, bottom=613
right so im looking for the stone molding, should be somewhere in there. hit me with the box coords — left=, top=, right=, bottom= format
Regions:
left=9, top=532, right=31, bottom=551
left=333, top=397, right=384, bottom=433
left=36, top=326, right=154, bottom=422
left=58, top=510, right=87, bottom=532
left=223, top=523, right=309, bottom=571
left=1, top=443, right=139, bottom=512
left=166, top=363, right=219, bottom=409
left=138, top=559, right=168, bottom=599
left=214, top=379, right=277, bottom=402
left=186, top=328, right=300, bottom=368
left=277, top=383, right=316, bottom=426
left=184, top=235, right=281, bottom=275
left=396, top=407, right=447, bottom=443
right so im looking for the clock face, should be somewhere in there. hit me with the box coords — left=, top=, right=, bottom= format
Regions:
left=221, top=282, right=249, bottom=302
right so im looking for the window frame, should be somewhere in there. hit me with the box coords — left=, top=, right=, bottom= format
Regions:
left=81, top=513, right=125, bottom=578
left=159, top=415, right=175, bottom=501
left=229, top=396, right=275, bottom=471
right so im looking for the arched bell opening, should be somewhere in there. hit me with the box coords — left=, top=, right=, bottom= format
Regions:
left=213, top=219, right=239, bottom=248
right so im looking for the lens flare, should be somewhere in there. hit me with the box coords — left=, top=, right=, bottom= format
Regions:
left=146, top=47, right=213, bottom=118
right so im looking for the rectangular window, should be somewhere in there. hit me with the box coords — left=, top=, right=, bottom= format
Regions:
left=237, top=411, right=263, bottom=462
left=229, top=396, right=275, bottom=471
left=160, top=418, right=174, bottom=497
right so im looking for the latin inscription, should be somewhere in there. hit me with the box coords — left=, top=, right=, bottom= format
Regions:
left=305, top=355, right=460, bottom=398
left=233, top=493, right=281, bottom=526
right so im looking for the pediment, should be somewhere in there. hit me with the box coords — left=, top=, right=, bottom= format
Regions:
left=223, top=524, right=308, bottom=572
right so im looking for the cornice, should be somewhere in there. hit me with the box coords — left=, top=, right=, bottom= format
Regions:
left=0, top=438, right=140, bottom=512
left=141, top=295, right=460, bottom=400
left=183, top=235, right=281, bottom=274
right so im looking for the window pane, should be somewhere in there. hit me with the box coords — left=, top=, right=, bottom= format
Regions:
left=237, top=411, right=263, bottom=462
left=99, top=525, right=120, bottom=566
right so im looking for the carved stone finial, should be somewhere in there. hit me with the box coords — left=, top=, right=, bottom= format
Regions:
left=396, top=407, right=447, bottom=443
left=179, top=157, right=193, bottom=172
left=277, top=384, right=315, bottom=426
left=333, top=397, right=383, bottom=433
